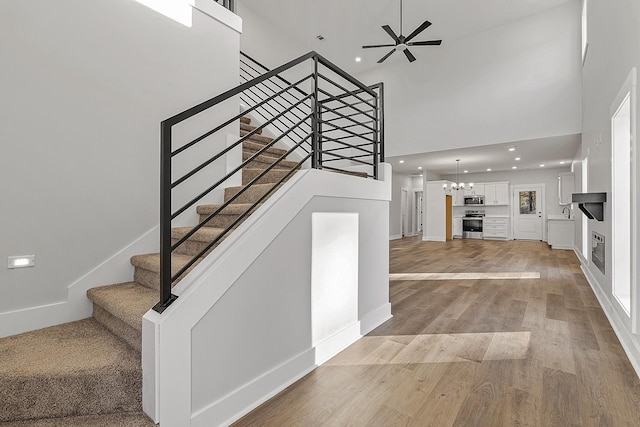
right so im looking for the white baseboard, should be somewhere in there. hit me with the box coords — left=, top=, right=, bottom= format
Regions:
left=423, top=235, right=445, bottom=242
left=0, top=225, right=159, bottom=338
left=580, top=264, right=640, bottom=379
left=314, top=321, right=362, bottom=365
left=389, top=234, right=402, bottom=240
left=192, top=349, right=316, bottom=427
left=360, top=303, right=392, bottom=335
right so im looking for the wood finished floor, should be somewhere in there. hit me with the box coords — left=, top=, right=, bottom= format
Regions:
left=233, top=237, right=640, bottom=426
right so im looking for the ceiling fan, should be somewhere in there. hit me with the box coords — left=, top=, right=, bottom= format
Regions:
left=362, top=0, right=442, bottom=63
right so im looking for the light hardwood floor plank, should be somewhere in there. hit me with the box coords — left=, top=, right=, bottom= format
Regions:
left=233, top=238, right=640, bottom=426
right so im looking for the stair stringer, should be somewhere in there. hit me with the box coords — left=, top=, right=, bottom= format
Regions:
left=142, top=164, right=392, bottom=426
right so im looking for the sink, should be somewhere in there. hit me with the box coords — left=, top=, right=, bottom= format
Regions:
left=547, top=214, right=572, bottom=221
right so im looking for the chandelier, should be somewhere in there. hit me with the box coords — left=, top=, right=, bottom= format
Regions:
left=443, top=159, right=473, bottom=192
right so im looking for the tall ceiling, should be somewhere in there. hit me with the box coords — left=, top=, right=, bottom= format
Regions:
left=239, top=0, right=581, bottom=175
left=240, top=0, right=575, bottom=73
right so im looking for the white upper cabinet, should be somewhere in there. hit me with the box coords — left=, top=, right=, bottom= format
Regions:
left=463, top=183, right=485, bottom=196
left=558, top=172, right=575, bottom=205
left=484, top=182, right=509, bottom=205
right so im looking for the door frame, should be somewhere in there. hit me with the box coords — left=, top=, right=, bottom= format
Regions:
left=401, top=187, right=409, bottom=237
left=511, top=183, right=546, bottom=241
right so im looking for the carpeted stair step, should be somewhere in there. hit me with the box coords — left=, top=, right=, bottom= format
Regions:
left=240, top=129, right=274, bottom=145
left=242, top=167, right=296, bottom=186
left=1, top=412, right=156, bottom=426
left=196, top=203, right=262, bottom=229
left=87, top=283, right=157, bottom=353
left=240, top=122, right=262, bottom=134
left=130, top=253, right=196, bottom=290
left=0, top=319, right=142, bottom=423
left=243, top=151, right=299, bottom=170
left=242, top=139, right=288, bottom=159
left=171, top=226, right=226, bottom=257
left=224, top=183, right=284, bottom=205
left=240, top=116, right=250, bottom=125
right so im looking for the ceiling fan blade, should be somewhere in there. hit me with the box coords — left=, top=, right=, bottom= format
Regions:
left=408, top=40, right=443, bottom=46
left=362, top=44, right=397, bottom=49
left=382, top=25, right=401, bottom=43
left=403, top=49, right=416, bottom=63
left=377, top=49, right=396, bottom=63
left=404, top=20, right=432, bottom=43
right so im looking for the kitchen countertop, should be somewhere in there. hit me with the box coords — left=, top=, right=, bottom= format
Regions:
left=547, top=214, right=573, bottom=221
left=484, top=215, right=510, bottom=218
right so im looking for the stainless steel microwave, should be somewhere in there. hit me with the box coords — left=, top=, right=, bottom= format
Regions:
left=464, top=195, right=485, bottom=206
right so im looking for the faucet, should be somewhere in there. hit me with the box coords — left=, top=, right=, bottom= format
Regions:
left=562, top=207, right=570, bottom=218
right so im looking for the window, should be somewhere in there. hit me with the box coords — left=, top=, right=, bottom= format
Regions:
left=582, top=0, right=588, bottom=65
left=610, top=68, right=636, bottom=321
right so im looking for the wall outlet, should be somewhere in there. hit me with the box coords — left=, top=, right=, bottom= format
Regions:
left=8, top=255, right=35, bottom=269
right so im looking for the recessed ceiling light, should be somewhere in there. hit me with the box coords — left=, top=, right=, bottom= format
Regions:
left=508, top=147, right=516, bottom=152
left=540, top=164, right=545, bottom=167
left=515, top=157, right=521, bottom=161
left=399, top=160, right=404, bottom=164
left=355, top=57, right=362, bottom=62
left=487, top=168, right=492, bottom=172
left=316, top=35, right=325, bottom=41
left=418, top=166, right=423, bottom=170
left=512, top=166, right=517, bottom=169
left=464, top=170, right=468, bottom=173
left=560, top=161, right=566, bottom=164
left=419, top=174, right=423, bottom=177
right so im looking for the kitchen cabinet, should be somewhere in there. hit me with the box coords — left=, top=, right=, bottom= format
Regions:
left=483, top=217, right=509, bottom=239
left=558, top=172, right=575, bottom=205
left=452, top=190, right=465, bottom=206
left=547, top=217, right=574, bottom=249
left=484, top=182, right=509, bottom=205
left=453, top=217, right=463, bottom=237
left=463, top=183, right=485, bottom=196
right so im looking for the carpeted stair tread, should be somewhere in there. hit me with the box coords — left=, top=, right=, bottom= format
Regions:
left=0, top=319, right=141, bottom=422
left=242, top=168, right=295, bottom=186
left=240, top=130, right=273, bottom=144
left=0, top=412, right=156, bottom=426
left=243, top=152, right=299, bottom=169
left=196, top=203, right=262, bottom=216
left=240, top=122, right=262, bottom=134
left=171, top=226, right=225, bottom=242
left=242, top=140, right=288, bottom=158
left=130, top=253, right=193, bottom=275
left=224, top=183, right=285, bottom=205
left=87, top=283, right=157, bottom=333
left=240, top=116, right=250, bottom=124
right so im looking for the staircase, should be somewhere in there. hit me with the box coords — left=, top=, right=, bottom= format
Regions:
left=0, top=117, right=297, bottom=426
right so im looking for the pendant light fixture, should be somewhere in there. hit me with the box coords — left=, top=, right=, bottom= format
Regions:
left=443, top=159, right=473, bottom=192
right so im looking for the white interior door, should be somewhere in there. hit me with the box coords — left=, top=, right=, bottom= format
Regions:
left=513, top=186, right=544, bottom=240
left=401, top=188, right=408, bottom=237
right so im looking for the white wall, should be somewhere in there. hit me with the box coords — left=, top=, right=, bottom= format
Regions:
left=442, top=166, right=572, bottom=217
left=236, top=1, right=309, bottom=69
left=0, top=0, right=240, bottom=331
left=579, top=0, right=640, bottom=375
left=424, top=181, right=449, bottom=242
left=389, top=173, right=412, bottom=238
left=356, top=1, right=582, bottom=157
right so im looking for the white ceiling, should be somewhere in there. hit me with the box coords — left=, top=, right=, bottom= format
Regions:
left=240, top=0, right=575, bottom=73
left=239, top=0, right=580, bottom=176
left=388, top=133, right=581, bottom=176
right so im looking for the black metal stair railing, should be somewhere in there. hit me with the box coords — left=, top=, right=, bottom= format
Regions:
left=214, top=0, right=235, bottom=12
left=153, top=51, right=384, bottom=313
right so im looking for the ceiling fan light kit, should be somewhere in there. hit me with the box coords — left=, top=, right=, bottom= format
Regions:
left=362, top=0, right=442, bottom=63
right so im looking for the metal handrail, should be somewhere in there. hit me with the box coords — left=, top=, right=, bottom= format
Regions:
left=154, top=51, right=384, bottom=312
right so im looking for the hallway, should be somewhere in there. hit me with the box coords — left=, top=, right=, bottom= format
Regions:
left=234, top=238, right=640, bottom=426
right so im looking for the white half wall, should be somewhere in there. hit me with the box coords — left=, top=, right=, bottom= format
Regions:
left=0, top=0, right=240, bottom=336
left=143, top=165, right=392, bottom=426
